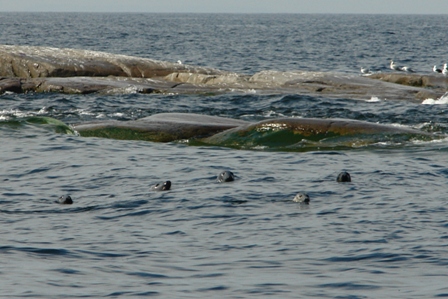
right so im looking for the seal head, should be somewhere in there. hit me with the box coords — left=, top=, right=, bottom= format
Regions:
left=57, top=195, right=73, bottom=204
left=337, top=171, right=351, bottom=182
left=293, top=192, right=310, bottom=204
left=217, top=170, right=235, bottom=183
left=151, top=181, right=171, bottom=191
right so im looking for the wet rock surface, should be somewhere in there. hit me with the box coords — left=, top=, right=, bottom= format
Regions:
left=73, top=113, right=249, bottom=142
left=73, top=112, right=432, bottom=144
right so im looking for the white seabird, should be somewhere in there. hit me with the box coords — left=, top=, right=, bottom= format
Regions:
left=443, top=63, right=448, bottom=75
left=176, top=60, right=182, bottom=65
left=360, top=67, right=371, bottom=75
left=400, top=66, right=414, bottom=72
left=433, top=65, right=442, bottom=73
left=390, top=60, right=402, bottom=71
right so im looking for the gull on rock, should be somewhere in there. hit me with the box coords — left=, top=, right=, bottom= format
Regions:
left=443, top=63, right=448, bottom=75
left=400, top=66, right=414, bottom=72
left=433, top=65, right=443, bottom=73
left=390, top=60, right=401, bottom=71
left=390, top=60, right=414, bottom=72
left=360, top=67, right=371, bottom=75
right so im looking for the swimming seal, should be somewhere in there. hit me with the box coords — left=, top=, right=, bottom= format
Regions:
left=337, top=171, right=351, bottom=182
left=57, top=195, right=73, bottom=204
left=217, top=170, right=234, bottom=183
left=151, top=181, right=171, bottom=191
left=293, top=192, right=310, bottom=204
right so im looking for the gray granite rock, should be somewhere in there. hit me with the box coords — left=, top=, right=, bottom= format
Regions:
left=0, top=45, right=445, bottom=101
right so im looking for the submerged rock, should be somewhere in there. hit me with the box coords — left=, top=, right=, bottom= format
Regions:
left=73, top=113, right=248, bottom=142
left=202, top=117, right=433, bottom=149
left=72, top=112, right=437, bottom=151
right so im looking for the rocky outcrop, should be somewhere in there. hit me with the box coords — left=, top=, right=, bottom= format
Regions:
left=0, top=45, right=225, bottom=79
left=0, top=45, right=446, bottom=101
left=0, top=76, right=227, bottom=95
left=369, top=73, right=448, bottom=89
left=247, top=70, right=442, bottom=101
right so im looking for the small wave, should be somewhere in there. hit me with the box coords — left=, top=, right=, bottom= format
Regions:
left=411, top=136, right=448, bottom=145
left=325, top=252, right=409, bottom=263
left=422, top=92, right=448, bottom=105
left=37, top=106, right=51, bottom=114
left=78, top=109, right=96, bottom=116
left=262, top=110, right=286, bottom=118
left=127, top=272, right=170, bottom=279
left=110, top=112, right=126, bottom=118
left=0, top=115, right=75, bottom=135
left=366, top=96, right=382, bottom=102
left=0, top=245, right=77, bottom=257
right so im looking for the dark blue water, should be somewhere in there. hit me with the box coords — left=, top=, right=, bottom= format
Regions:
left=1, top=13, right=448, bottom=298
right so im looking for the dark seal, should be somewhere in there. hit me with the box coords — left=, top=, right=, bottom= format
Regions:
left=151, top=180, right=171, bottom=191
left=293, top=192, right=310, bottom=204
left=217, top=170, right=235, bottom=183
left=57, top=195, right=73, bottom=204
left=337, top=171, right=351, bottom=182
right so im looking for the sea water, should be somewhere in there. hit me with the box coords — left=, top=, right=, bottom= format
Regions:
left=1, top=13, right=448, bottom=298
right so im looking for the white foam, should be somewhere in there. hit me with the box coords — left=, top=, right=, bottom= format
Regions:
left=78, top=109, right=95, bottom=116
left=389, top=123, right=412, bottom=129
left=422, top=92, right=448, bottom=105
left=37, top=107, right=50, bottom=114
left=0, top=109, right=29, bottom=118
left=104, top=85, right=139, bottom=95
left=366, top=96, right=381, bottom=102
left=263, top=110, right=285, bottom=118
left=412, top=136, right=448, bottom=145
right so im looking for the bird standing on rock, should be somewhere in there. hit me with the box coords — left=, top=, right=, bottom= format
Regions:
left=390, top=60, right=401, bottom=71
left=400, top=66, right=414, bottom=72
left=443, top=63, right=448, bottom=76
left=360, top=67, right=371, bottom=75
left=433, top=65, right=442, bottom=73
left=390, top=60, right=414, bottom=72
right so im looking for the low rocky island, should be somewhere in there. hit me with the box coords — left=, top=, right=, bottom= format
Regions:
left=0, top=45, right=446, bottom=101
